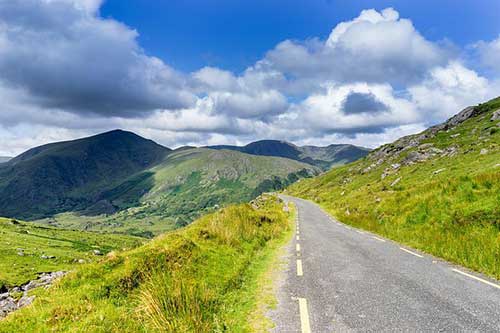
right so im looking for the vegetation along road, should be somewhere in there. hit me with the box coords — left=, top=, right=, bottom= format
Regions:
left=272, top=195, right=500, bottom=332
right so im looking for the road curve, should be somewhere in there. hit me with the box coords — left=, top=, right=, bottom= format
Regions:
left=270, top=195, right=500, bottom=332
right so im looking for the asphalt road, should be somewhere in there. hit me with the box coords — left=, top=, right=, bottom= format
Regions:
left=270, top=195, right=500, bottom=332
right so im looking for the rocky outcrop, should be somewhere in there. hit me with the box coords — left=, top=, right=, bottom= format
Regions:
left=367, top=105, right=485, bottom=167
left=491, top=109, right=500, bottom=121
left=0, top=271, right=66, bottom=319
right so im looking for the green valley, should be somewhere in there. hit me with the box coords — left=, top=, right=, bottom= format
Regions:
left=33, top=147, right=317, bottom=236
left=0, top=217, right=144, bottom=289
left=0, top=131, right=319, bottom=237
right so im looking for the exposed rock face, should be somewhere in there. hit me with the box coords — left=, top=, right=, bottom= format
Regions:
left=0, top=271, right=66, bottom=318
left=367, top=105, right=486, bottom=168
left=491, top=109, right=500, bottom=121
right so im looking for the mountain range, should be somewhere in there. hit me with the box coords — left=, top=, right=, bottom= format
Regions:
left=0, top=132, right=371, bottom=234
left=208, top=140, right=370, bottom=170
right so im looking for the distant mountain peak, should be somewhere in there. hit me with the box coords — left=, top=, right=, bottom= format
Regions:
left=208, top=140, right=370, bottom=170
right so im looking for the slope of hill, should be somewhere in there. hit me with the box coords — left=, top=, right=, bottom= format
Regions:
left=0, top=131, right=317, bottom=230
left=288, top=97, right=500, bottom=278
left=0, top=196, right=293, bottom=332
left=0, top=217, right=144, bottom=289
left=0, top=157, right=11, bottom=164
left=0, top=130, right=170, bottom=219
left=37, top=148, right=317, bottom=236
left=208, top=140, right=370, bottom=170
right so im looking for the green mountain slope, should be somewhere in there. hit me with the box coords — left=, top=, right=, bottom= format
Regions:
left=0, top=217, right=144, bottom=289
left=209, top=140, right=370, bottom=170
left=0, top=130, right=170, bottom=219
left=288, top=97, right=500, bottom=278
left=0, top=196, right=292, bottom=332
left=1, top=132, right=317, bottom=231
left=38, top=148, right=317, bottom=236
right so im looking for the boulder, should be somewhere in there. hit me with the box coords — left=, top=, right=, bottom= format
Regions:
left=0, top=297, right=17, bottom=318
left=491, top=109, right=500, bottom=121
left=17, top=295, right=35, bottom=308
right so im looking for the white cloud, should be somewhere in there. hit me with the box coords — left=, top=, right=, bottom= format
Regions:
left=0, top=4, right=498, bottom=156
left=260, top=7, right=447, bottom=88
left=408, top=61, right=494, bottom=121
left=287, top=82, right=418, bottom=135
left=474, top=35, right=500, bottom=73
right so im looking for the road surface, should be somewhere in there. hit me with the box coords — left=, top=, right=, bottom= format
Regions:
left=270, top=195, right=500, bottom=332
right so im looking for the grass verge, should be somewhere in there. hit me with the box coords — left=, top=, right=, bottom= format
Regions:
left=0, top=195, right=292, bottom=332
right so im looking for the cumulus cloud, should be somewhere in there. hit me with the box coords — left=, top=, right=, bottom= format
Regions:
left=259, top=7, right=447, bottom=89
left=408, top=61, right=494, bottom=120
left=0, top=3, right=498, bottom=156
left=287, top=83, right=418, bottom=135
left=474, top=36, right=500, bottom=73
left=0, top=0, right=195, bottom=116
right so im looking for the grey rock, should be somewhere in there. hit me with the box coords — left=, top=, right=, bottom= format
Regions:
left=491, top=109, right=500, bottom=121
left=390, top=177, right=402, bottom=187
left=22, top=280, right=41, bottom=291
left=17, top=295, right=35, bottom=308
left=441, top=146, right=459, bottom=157
left=0, top=297, right=17, bottom=318
left=480, top=148, right=488, bottom=155
left=433, top=168, right=446, bottom=175
left=40, top=255, right=55, bottom=259
left=418, top=143, right=434, bottom=150
left=93, top=249, right=102, bottom=256
left=403, top=151, right=430, bottom=165
left=450, top=133, right=461, bottom=138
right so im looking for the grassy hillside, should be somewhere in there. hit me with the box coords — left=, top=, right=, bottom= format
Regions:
left=209, top=140, right=370, bottom=170
left=0, top=130, right=169, bottom=219
left=288, top=97, right=500, bottom=278
left=36, top=148, right=317, bottom=236
left=0, top=218, right=144, bottom=289
left=0, top=195, right=293, bottom=332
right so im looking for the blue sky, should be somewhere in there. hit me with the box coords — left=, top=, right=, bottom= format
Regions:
left=0, top=0, right=499, bottom=155
left=100, top=0, right=500, bottom=72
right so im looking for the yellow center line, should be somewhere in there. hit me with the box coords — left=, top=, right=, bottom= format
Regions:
left=298, top=297, right=312, bottom=333
left=297, top=259, right=303, bottom=276
left=452, top=269, right=500, bottom=289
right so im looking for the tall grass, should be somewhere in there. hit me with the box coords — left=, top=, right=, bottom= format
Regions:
left=0, top=195, right=291, bottom=332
